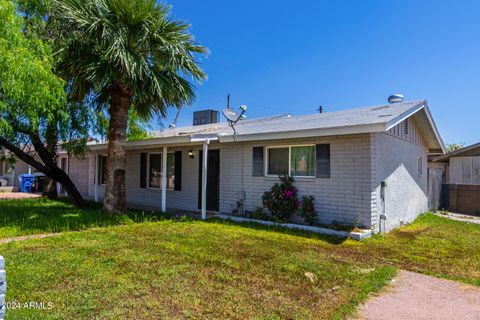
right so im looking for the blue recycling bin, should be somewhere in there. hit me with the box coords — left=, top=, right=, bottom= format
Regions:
left=18, top=174, right=35, bottom=193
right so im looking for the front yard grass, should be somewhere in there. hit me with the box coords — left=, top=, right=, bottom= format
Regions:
left=0, top=198, right=479, bottom=319
left=0, top=198, right=165, bottom=239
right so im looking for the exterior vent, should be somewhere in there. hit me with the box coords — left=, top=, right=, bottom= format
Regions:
left=193, top=110, right=219, bottom=126
left=388, top=94, right=404, bottom=104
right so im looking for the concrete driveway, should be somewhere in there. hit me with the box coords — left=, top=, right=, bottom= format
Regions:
left=356, top=270, right=480, bottom=320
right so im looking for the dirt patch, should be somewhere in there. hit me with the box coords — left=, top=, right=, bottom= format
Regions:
left=0, top=193, right=41, bottom=200
left=355, top=270, right=480, bottom=320
left=0, top=233, right=61, bottom=244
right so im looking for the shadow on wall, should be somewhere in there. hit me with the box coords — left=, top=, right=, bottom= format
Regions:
left=376, top=163, right=427, bottom=232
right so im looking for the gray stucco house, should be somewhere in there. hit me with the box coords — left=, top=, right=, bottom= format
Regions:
left=2, top=99, right=445, bottom=232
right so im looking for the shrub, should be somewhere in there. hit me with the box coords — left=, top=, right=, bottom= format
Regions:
left=262, top=175, right=299, bottom=222
left=299, top=195, right=316, bottom=225
left=251, top=207, right=270, bottom=221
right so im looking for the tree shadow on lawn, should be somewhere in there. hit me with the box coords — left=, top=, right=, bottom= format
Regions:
left=0, top=197, right=169, bottom=237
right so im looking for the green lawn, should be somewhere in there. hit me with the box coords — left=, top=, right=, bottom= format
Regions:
left=0, top=198, right=479, bottom=319
left=0, top=198, right=166, bottom=239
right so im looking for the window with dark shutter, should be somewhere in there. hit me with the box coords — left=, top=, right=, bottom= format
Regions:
left=140, top=153, right=147, bottom=188
left=316, top=144, right=330, bottom=178
left=97, top=156, right=107, bottom=185
left=174, top=151, right=182, bottom=191
left=252, top=147, right=264, bottom=176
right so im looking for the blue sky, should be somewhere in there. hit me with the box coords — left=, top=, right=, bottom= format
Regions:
left=158, top=0, right=479, bottom=146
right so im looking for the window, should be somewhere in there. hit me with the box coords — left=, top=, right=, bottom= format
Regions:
left=267, top=145, right=316, bottom=177
left=417, top=157, right=423, bottom=176
left=148, top=153, right=175, bottom=189
left=267, top=148, right=289, bottom=175
left=291, top=146, right=316, bottom=177
left=403, top=119, right=409, bottom=136
left=167, top=153, right=175, bottom=190
left=149, top=154, right=162, bottom=188
left=98, top=156, right=107, bottom=185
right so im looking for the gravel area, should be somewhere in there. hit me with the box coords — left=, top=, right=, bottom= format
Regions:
left=356, top=270, right=480, bottom=320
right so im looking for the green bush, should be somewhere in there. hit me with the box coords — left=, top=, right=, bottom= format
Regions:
left=262, top=175, right=299, bottom=222
left=299, top=196, right=317, bottom=225
left=251, top=207, right=271, bottom=221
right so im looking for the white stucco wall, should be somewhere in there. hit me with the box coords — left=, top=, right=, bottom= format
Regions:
left=371, top=132, right=428, bottom=232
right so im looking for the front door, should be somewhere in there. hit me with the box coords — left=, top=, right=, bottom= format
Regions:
left=198, top=149, right=220, bottom=212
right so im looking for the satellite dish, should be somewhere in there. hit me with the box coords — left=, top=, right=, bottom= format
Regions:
left=222, top=105, right=247, bottom=135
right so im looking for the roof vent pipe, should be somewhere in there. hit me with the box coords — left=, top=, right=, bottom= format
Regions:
left=388, top=94, right=404, bottom=104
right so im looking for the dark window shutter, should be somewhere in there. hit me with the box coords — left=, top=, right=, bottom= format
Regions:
left=174, top=151, right=182, bottom=191
left=316, top=144, right=330, bottom=178
left=252, top=147, right=264, bottom=176
left=140, top=153, right=147, bottom=188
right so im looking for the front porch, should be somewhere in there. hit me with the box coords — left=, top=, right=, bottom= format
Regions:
left=90, top=136, right=221, bottom=220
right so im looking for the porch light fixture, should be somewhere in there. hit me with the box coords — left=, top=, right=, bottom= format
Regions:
left=188, top=150, right=194, bottom=159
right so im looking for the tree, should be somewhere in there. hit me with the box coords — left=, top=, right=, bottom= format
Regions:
left=446, top=143, right=465, bottom=153
left=51, top=0, right=207, bottom=214
left=0, top=0, right=88, bottom=207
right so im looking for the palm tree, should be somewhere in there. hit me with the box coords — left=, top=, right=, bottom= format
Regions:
left=51, top=0, right=207, bottom=213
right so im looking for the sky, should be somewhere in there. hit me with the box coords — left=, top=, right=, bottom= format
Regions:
left=156, top=0, right=480, bottom=146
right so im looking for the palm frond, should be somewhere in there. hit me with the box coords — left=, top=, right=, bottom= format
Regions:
left=51, top=0, right=207, bottom=119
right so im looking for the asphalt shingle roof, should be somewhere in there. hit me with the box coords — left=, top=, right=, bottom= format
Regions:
left=149, top=100, right=425, bottom=138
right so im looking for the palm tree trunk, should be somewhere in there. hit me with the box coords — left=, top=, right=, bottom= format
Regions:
left=103, top=83, right=131, bottom=214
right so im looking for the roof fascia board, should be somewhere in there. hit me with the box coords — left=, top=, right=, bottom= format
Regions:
left=385, top=101, right=426, bottom=131
left=88, top=136, right=192, bottom=151
left=423, top=103, right=446, bottom=153
left=218, top=123, right=386, bottom=143
left=434, top=142, right=480, bottom=161
left=385, top=100, right=446, bottom=154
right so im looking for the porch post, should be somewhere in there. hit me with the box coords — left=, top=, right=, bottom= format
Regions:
left=201, top=140, right=209, bottom=220
left=161, top=146, right=168, bottom=212
left=94, top=154, right=99, bottom=203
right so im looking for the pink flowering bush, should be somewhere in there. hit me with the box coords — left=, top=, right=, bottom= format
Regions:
left=262, top=175, right=299, bottom=222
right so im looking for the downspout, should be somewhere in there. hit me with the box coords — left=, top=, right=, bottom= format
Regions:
left=201, top=140, right=209, bottom=220
left=379, top=180, right=387, bottom=232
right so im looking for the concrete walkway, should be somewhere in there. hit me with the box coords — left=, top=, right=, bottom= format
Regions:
left=434, top=212, right=480, bottom=224
left=356, top=270, right=480, bottom=320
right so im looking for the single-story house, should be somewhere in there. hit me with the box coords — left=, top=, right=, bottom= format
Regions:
left=431, top=142, right=480, bottom=214
left=1, top=98, right=445, bottom=232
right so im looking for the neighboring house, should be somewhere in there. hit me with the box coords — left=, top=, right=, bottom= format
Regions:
left=432, top=142, right=480, bottom=214
left=3, top=99, right=445, bottom=232
left=0, top=154, right=32, bottom=189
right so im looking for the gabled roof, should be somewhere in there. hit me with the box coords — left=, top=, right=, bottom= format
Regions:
left=434, top=142, right=480, bottom=162
left=89, top=99, right=445, bottom=154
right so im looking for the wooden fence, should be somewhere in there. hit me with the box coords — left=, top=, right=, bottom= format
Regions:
left=449, top=157, right=480, bottom=185
left=448, top=184, right=480, bottom=214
